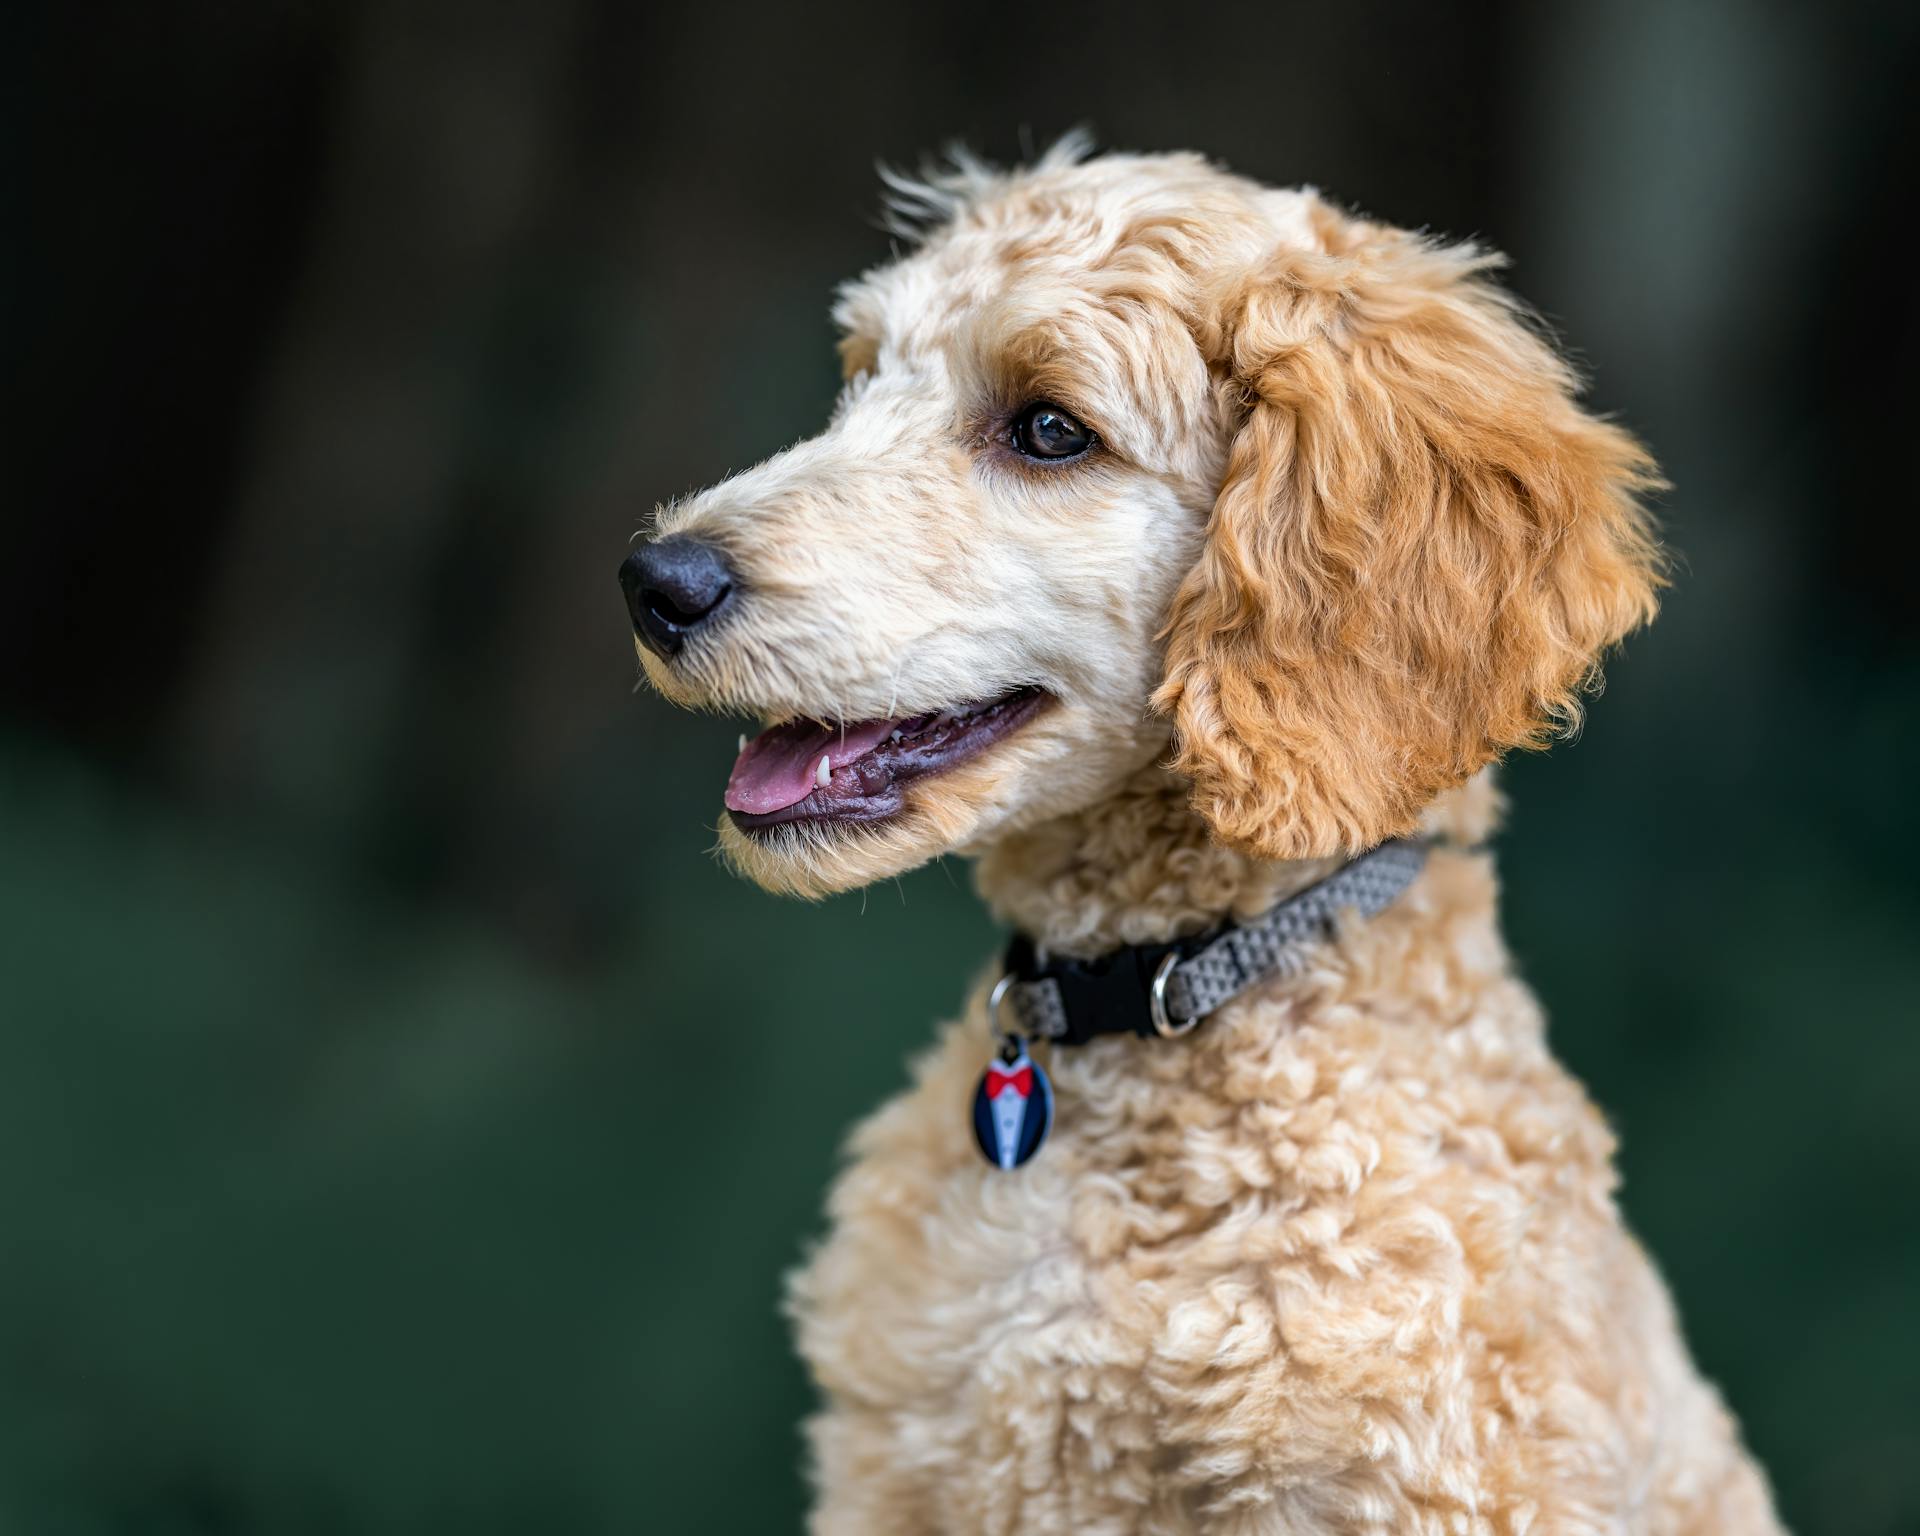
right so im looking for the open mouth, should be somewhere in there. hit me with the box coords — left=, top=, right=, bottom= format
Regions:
left=725, top=686, right=1052, bottom=833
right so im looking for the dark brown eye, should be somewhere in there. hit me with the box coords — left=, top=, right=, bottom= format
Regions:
left=1009, top=402, right=1094, bottom=460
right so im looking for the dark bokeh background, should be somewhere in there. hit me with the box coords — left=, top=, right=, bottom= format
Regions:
left=7, top=2, right=1918, bottom=1531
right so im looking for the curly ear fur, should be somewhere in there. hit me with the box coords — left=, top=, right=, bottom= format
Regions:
left=1157, top=204, right=1665, bottom=860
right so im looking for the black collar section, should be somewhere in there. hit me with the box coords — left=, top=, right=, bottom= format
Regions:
left=1000, top=928, right=1198, bottom=1046
left=995, top=838, right=1431, bottom=1047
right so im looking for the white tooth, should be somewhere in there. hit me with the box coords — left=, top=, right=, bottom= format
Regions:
left=737, top=734, right=747, bottom=752
left=816, top=754, right=831, bottom=788
left=890, top=729, right=902, bottom=742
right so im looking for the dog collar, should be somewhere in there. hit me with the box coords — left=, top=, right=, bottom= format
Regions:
left=970, top=838, right=1430, bottom=1170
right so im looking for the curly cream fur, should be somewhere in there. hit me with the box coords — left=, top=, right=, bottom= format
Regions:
left=797, top=804, right=1777, bottom=1535
left=635, top=146, right=1782, bottom=1532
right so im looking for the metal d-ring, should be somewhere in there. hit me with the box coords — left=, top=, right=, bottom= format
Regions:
left=1149, top=951, right=1200, bottom=1039
left=987, top=972, right=1021, bottom=1051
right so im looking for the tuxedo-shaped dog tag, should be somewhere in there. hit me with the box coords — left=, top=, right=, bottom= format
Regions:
left=972, top=1037, right=1052, bottom=1170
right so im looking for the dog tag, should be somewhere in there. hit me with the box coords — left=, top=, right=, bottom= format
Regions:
left=972, top=1037, right=1052, bottom=1170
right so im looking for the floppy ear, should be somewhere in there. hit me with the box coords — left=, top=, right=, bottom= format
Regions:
left=1155, top=202, right=1665, bottom=860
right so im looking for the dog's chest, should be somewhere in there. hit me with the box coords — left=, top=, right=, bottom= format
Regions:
left=788, top=991, right=1506, bottom=1525
left=790, top=1021, right=1203, bottom=1527
left=792, top=1018, right=1141, bottom=1408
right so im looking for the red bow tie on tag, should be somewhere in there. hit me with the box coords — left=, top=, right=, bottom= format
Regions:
left=986, top=1065, right=1033, bottom=1099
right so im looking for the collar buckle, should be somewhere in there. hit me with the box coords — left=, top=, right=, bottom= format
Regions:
left=1002, top=930, right=1209, bottom=1046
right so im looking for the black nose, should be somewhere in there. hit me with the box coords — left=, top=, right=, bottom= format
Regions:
left=619, top=537, right=736, bottom=658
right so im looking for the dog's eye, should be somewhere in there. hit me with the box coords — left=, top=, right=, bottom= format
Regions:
left=1009, top=403, right=1094, bottom=461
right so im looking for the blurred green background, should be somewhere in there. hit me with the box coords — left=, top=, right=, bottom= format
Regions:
left=7, top=1, right=1919, bottom=1531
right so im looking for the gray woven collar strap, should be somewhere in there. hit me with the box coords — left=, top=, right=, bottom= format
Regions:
left=993, top=838, right=1431, bottom=1047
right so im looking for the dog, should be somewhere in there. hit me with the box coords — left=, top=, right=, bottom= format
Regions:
left=624, top=141, right=1783, bottom=1534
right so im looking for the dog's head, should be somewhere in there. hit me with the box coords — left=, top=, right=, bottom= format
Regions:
left=625, top=146, right=1662, bottom=898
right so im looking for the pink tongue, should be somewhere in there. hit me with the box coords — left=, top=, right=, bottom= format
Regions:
left=725, top=717, right=900, bottom=814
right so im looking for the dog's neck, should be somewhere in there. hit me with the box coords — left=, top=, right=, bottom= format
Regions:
left=974, top=764, right=1502, bottom=958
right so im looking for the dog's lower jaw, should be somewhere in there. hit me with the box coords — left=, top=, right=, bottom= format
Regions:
left=715, top=806, right=928, bottom=901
